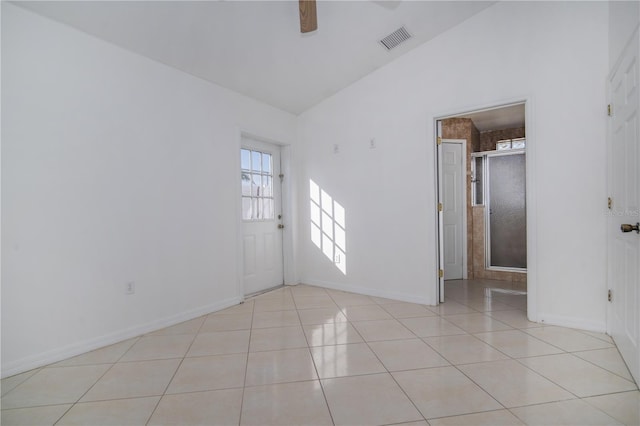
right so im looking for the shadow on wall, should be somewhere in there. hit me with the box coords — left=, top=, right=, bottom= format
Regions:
left=310, top=179, right=347, bottom=275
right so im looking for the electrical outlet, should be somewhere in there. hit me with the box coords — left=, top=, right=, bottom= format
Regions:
left=125, top=281, right=135, bottom=295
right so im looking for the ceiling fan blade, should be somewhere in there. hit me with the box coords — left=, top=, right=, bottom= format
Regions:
left=299, top=0, right=317, bottom=33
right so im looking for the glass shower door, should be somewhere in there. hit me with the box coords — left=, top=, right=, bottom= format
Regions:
left=487, top=153, right=527, bottom=269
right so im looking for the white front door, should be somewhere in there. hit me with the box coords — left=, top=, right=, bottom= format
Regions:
left=441, top=140, right=466, bottom=280
left=241, top=138, right=284, bottom=295
left=608, top=29, right=640, bottom=384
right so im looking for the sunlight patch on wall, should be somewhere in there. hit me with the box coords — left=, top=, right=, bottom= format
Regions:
left=310, top=179, right=346, bottom=274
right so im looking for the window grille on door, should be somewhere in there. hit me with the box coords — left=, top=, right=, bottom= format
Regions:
left=241, top=148, right=274, bottom=220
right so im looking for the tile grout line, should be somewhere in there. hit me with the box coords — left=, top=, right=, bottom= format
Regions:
left=51, top=335, right=145, bottom=425
left=296, top=286, right=338, bottom=426
left=144, top=317, right=205, bottom=426
left=237, top=298, right=257, bottom=426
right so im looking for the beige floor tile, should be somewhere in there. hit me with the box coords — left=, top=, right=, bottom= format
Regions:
left=249, top=326, right=308, bottom=352
left=146, top=317, right=205, bottom=336
left=294, top=295, right=338, bottom=309
left=583, top=390, right=640, bottom=426
left=457, top=359, right=574, bottom=407
left=200, top=312, right=253, bottom=332
left=443, top=313, right=513, bottom=333
left=303, top=322, right=364, bottom=346
left=331, top=294, right=378, bottom=307
left=290, top=284, right=329, bottom=296
left=399, top=316, right=467, bottom=337
left=381, top=302, right=437, bottom=318
left=252, top=310, right=301, bottom=328
left=581, top=330, right=615, bottom=344
left=253, top=298, right=297, bottom=312
left=519, top=353, right=637, bottom=397
left=428, top=409, right=525, bottom=425
left=311, top=343, right=386, bottom=379
left=369, top=295, right=399, bottom=304
left=57, top=396, right=159, bottom=425
left=428, top=300, right=478, bottom=316
left=487, top=309, right=542, bottom=329
left=254, top=288, right=293, bottom=301
left=81, top=359, right=180, bottom=402
left=1, top=369, right=41, bottom=396
left=340, top=304, right=393, bottom=321
left=187, top=330, right=250, bottom=357
left=351, top=319, right=415, bottom=342
left=368, top=339, right=450, bottom=371
left=165, top=354, right=246, bottom=394
left=245, top=348, right=317, bottom=386
left=2, top=365, right=111, bottom=409
left=241, top=380, right=333, bottom=426
left=393, top=367, right=502, bottom=419
left=54, top=339, right=138, bottom=367
left=573, top=347, right=634, bottom=381
left=148, top=389, right=243, bottom=426
left=1, top=404, right=71, bottom=426
left=321, top=373, right=423, bottom=426
left=474, top=329, right=563, bottom=358
left=502, top=296, right=527, bottom=310
left=423, top=334, right=509, bottom=365
left=210, top=301, right=254, bottom=315
left=119, top=334, right=195, bottom=362
left=524, top=326, right=614, bottom=352
left=510, top=399, right=623, bottom=425
left=460, top=298, right=516, bottom=312
left=297, top=307, right=348, bottom=325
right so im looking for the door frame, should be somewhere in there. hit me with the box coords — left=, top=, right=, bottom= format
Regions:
left=433, top=98, right=538, bottom=323
left=235, top=130, right=296, bottom=298
left=439, top=139, right=468, bottom=281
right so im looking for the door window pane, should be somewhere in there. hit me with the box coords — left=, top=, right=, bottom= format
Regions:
left=241, top=148, right=275, bottom=221
left=241, top=149, right=251, bottom=171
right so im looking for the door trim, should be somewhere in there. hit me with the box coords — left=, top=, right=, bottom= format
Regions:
left=433, top=98, right=537, bottom=322
left=440, top=138, right=468, bottom=281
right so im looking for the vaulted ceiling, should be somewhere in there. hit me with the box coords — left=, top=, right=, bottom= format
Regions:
left=15, top=1, right=496, bottom=115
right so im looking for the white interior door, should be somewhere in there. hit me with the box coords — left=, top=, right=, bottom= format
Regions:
left=441, top=140, right=466, bottom=280
left=241, top=138, right=284, bottom=295
left=608, top=29, right=640, bottom=384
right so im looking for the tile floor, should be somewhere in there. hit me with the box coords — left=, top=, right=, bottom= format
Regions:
left=2, top=280, right=638, bottom=425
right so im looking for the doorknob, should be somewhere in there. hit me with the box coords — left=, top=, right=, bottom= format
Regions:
left=620, top=223, right=640, bottom=234
left=278, top=224, right=284, bottom=229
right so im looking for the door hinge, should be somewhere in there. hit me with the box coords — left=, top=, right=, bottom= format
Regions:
left=439, top=269, right=444, bottom=278
left=608, top=197, right=612, bottom=210
left=437, top=136, right=442, bottom=146
left=608, top=289, right=612, bottom=302
left=607, top=104, right=613, bottom=117
left=438, top=203, right=443, bottom=212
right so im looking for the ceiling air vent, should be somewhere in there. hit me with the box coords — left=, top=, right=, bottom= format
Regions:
left=379, top=26, right=411, bottom=51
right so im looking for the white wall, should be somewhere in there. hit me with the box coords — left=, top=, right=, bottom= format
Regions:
left=609, top=1, right=640, bottom=68
left=297, top=1, right=610, bottom=330
left=1, top=3, right=296, bottom=377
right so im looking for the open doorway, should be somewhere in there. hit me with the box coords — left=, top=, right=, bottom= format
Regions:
left=436, top=102, right=528, bottom=308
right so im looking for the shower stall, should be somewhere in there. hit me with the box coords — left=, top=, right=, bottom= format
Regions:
left=472, top=147, right=527, bottom=271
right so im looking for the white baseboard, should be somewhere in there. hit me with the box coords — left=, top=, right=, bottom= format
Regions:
left=303, top=279, right=432, bottom=305
left=537, top=312, right=607, bottom=333
left=1, top=296, right=242, bottom=379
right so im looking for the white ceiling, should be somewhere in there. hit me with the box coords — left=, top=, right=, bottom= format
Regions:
left=14, top=0, right=496, bottom=115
